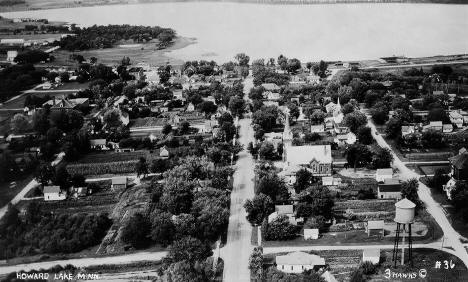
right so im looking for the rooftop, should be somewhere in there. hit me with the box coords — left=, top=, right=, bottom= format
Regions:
left=276, top=251, right=325, bottom=266
left=286, top=145, right=332, bottom=165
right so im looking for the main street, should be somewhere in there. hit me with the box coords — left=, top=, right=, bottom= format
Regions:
left=221, top=76, right=256, bottom=282
left=365, top=114, right=468, bottom=267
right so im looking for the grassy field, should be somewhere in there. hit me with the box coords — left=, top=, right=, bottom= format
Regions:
left=43, top=36, right=194, bottom=68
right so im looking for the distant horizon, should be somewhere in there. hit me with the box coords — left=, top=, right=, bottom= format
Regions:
left=0, top=0, right=468, bottom=13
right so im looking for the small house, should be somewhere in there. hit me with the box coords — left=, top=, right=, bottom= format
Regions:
left=276, top=252, right=325, bottom=274
left=310, top=124, right=325, bottom=134
left=449, top=111, right=464, bottom=128
left=111, top=176, right=127, bottom=191
left=186, top=102, right=195, bottom=112
left=362, top=249, right=380, bottom=265
left=334, top=132, right=356, bottom=146
left=44, top=186, right=66, bottom=201
left=376, top=168, right=393, bottom=183
left=443, top=124, right=453, bottom=133
left=378, top=179, right=402, bottom=199
left=304, top=228, right=319, bottom=240
left=159, top=145, right=170, bottom=158
left=321, top=176, right=342, bottom=187
left=366, top=220, right=384, bottom=237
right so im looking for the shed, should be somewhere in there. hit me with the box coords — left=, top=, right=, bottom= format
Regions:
left=376, top=168, right=393, bottom=183
left=362, top=249, right=381, bottom=264
left=304, top=228, right=319, bottom=240
left=111, top=176, right=127, bottom=191
left=366, top=220, right=384, bottom=237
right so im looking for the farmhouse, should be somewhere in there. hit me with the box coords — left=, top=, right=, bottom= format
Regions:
left=377, top=179, right=402, bottom=199
left=268, top=204, right=302, bottom=225
left=276, top=252, right=325, bottom=273
left=284, top=145, right=332, bottom=176
left=159, top=145, right=170, bottom=158
left=43, top=186, right=66, bottom=201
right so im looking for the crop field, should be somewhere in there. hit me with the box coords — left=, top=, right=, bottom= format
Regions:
left=68, top=150, right=159, bottom=175
left=334, top=199, right=396, bottom=221
left=74, top=150, right=154, bottom=164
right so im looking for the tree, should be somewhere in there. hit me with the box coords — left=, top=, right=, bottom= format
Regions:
left=343, top=111, right=367, bottom=133
left=173, top=213, right=198, bottom=238
left=385, top=117, right=403, bottom=139
left=429, top=168, right=450, bottom=192
left=54, top=165, right=70, bottom=189
left=121, top=213, right=151, bottom=248
left=135, top=157, right=148, bottom=178
left=345, top=144, right=372, bottom=171
left=14, top=50, right=49, bottom=64
left=370, top=147, right=393, bottom=169
left=163, top=260, right=211, bottom=282
left=180, top=121, right=191, bottom=135
left=162, top=124, right=172, bottom=135
left=235, top=53, right=250, bottom=67
left=228, top=96, right=245, bottom=117
left=304, top=215, right=327, bottom=231
left=256, top=172, right=289, bottom=202
left=244, top=193, right=274, bottom=225
left=161, top=168, right=196, bottom=214
left=264, top=215, right=299, bottom=241
left=296, top=186, right=334, bottom=219
left=32, top=109, right=50, bottom=134
left=249, top=247, right=264, bottom=281
left=357, top=126, right=373, bottom=145
left=35, top=162, right=55, bottom=186
left=401, top=178, right=421, bottom=208
left=197, top=101, right=217, bottom=116
left=258, top=141, right=276, bottom=160
left=422, top=130, right=444, bottom=149
left=103, top=108, right=123, bottom=128
left=286, top=58, right=301, bottom=74
left=349, top=269, right=365, bottom=282
left=10, top=113, right=29, bottom=134
left=71, top=174, right=86, bottom=187
left=371, top=104, right=389, bottom=125
left=252, top=106, right=279, bottom=131
left=428, top=108, right=450, bottom=123
left=287, top=103, right=300, bottom=120
left=151, top=210, right=175, bottom=246
left=293, top=168, right=314, bottom=194
left=167, top=236, right=213, bottom=264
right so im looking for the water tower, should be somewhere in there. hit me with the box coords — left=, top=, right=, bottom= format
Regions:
left=392, top=198, right=416, bottom=267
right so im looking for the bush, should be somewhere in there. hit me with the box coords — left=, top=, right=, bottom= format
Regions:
left=360, top=261, right=377, bottom=275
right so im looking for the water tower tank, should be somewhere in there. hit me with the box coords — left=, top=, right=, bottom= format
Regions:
left=394, top=198, right=416, bottom=224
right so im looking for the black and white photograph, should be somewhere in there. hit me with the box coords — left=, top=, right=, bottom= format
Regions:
left=0, top=0, right=467, bottom=281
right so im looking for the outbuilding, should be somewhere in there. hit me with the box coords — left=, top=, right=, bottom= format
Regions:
left=362, top=249, right=380, bottom=264
left=276, top=252, right=325, bottom=273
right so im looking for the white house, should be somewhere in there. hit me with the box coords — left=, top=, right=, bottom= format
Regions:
left=321, top=176, right=342, bottom=187
left=44, top=186, right=66, bottom=201
left=276, top=252, right=325, bottom=273
left=375, top=168, right=393, bottom=183
left=310, top=124, right=325, bottom=134
left=362, top=249, right=380, bottom=265
left=377, top=179, right=402, bottom=199
left=186, top=102, right=195, bottom=112
left=334, top=132, right=356, bottom=146
left=401, top=125, right=415, bottom=137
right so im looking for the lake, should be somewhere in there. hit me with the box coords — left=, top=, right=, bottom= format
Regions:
left=2, top=2, right=468, bottom=63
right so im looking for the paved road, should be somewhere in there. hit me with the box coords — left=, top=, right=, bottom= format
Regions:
left=0, top=251, right=168, bottom=275
left=222, top=76, right=256, bottom=282
left=365, top=115, right=468, bottom=267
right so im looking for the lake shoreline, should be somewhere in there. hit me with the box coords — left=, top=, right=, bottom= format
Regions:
left=0, top=0, right=467, bottom=13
